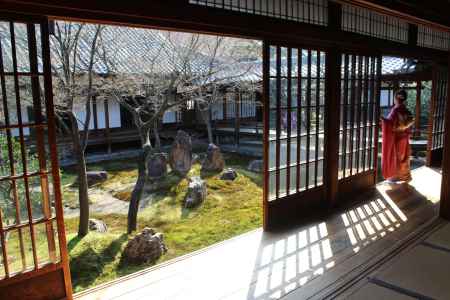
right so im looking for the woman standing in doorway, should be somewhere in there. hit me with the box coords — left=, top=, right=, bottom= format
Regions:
left=381, top=89, right=414, bottom=183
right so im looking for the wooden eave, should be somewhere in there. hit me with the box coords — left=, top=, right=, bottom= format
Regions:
left=0, top=0, right=448, bottom=62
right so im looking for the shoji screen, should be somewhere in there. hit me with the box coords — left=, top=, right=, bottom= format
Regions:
left=338, top=54, right=381, bottom=180
left=263, top=42, right=326, bottom=228
left=427, top=67, right=448, bottom=167
left=0, top=16, right=72, bottom=300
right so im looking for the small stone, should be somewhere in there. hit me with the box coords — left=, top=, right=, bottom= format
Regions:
left=122, top=227, right=167, bottom=265
left=247, top=159, right=263, bottom=173
left=185, top=176, right=207, bottom=208
left=169, top=130, right=192, bottom=176
left=86, top=171, right=108, bottom=187
left=220, top=168, right=238, bottom=181
left=147, top=153, right=167, bottom=179
left=201, top=144, right=225, bottom=172
left=88, top=218, right=108, bottom=233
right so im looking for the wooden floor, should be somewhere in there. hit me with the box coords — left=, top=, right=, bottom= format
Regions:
left=76, top=166, right=441, bottom=300
left=334, top=219, right=450, bottom=299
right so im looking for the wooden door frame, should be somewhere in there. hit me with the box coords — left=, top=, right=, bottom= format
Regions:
left=426, top=64, right=448, bottom=167
left=0, top=13, right=73, bottom=300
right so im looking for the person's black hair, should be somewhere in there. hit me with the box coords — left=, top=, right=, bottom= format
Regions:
left=395, top=89, right=408, bottom=102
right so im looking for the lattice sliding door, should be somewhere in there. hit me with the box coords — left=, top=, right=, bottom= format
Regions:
left=338, top=53, right=381, bottom=181
left=427, top=67, right=448, bottom=167
left=263, top=41, right=326, bottom=228
left=0, top=15, right=72, bottom=300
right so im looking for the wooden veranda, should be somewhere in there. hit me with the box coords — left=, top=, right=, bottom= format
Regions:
left=0, top=1, right=450, bottom=300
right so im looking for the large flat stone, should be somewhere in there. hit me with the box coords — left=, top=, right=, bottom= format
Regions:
left=372, top=245, right=450, bottom=299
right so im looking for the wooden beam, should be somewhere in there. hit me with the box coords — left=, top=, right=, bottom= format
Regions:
left=0, top=1, right=447, bottom=61
left=440, top=54, right=450, bottom=220
left=381, top=70, right=433, bottom=82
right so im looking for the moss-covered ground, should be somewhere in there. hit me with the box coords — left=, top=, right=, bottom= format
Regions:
left=17, top=153, right=263, bottom=293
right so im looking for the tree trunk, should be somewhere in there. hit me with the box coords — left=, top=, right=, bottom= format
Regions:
left=201, top=108, right=214, bottom=144
left=206, top=119, right=214, bottom=144
left=127, top=149, right=147, bottom=234
left=127, top=128, right=152, bottom=234
left=69, top=115, right=90, bottom=237
left=153, top=121, right=161, bottom=152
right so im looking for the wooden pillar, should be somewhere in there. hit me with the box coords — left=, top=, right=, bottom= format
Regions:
left=262, top=41, right=270, bottom=230
left=324, top=1, right=342, bottom=207
left=426, top=66, right=438, bottom=167
left=440, top=55, right=450, bottom=220
left=223, top=93, right=227, bottom=121
left=414, top=81, right=422, bottom=137
left=104, top=99, right=112, bottom=155
left=235, top=90, right=240, bottom=148
left=92, top=95, right=98, bottom=131
left=393, top=80, right=400, bottom=93
left=324, top=50, right=342, bottom=207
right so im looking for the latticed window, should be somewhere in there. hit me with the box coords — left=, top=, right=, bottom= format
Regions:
left=0, top=20, right=64, bottom=279
left=341, top=4, right=408, bottom=44
left=267, top=45, right=325, bottom=201
left=189, top=0, right=328, bottom=26
left=338, top=54, right=380, bottom=179
left=418, top=25, right=450, bottom=51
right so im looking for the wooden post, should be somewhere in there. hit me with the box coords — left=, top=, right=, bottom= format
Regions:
left=262, top=41, right=269, bottom=230
left=414, top=81, right=422, bottom=137
left=440, top=56, right=450, bottom=220
left=324, top=50, right=342, bottom=208
left=223, top=93, right=227, bottom=121
left=324, top=1, right=342, bottom=207
left=426, top=65, right=438, bottom=167
left=408, top=24, right=418, bottom=48
left=393, top=80, right=400, bottom=92
left=104, top=99, right=112, bottom=155
left=235, top=90, right=240, bottom=148
left=92, top=95, right=98, bottom=131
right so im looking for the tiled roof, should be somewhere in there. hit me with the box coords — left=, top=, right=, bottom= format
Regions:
left=0, top=21, right=259, bottom=83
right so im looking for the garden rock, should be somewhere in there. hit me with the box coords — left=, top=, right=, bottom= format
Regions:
left=147, top=153, right=167, bottom=179
left=86, top=171, right=108, bottom=187
left=122, top=227, right=167, bottom=265
left=247, top=159, right=263, bottom=173
left=201, top=143, right=225, bottom=172
left=88, top=218, right=108, bottom=233
left=221, top=168, right=238, bottom=181
left=169, top=130, right=192, bottom=175
left=185, top=176, right=207, bottom=208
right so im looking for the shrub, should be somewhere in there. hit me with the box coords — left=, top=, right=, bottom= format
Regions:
left=0, top=133, right=42, bottom=224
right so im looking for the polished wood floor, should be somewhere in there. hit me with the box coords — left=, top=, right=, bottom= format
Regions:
left=76, top=166, right=441, bottom=300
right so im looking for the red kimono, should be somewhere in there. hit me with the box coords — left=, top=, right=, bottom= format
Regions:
left=381, top=104, right=412, bottom=181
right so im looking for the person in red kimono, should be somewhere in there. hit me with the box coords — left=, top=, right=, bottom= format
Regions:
left=381, top=89, right=414, bottom=183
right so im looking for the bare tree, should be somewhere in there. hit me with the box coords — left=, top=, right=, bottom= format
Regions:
left=186, top=36, right=258, bottom=144
left=102, top=31, right=260, bottom=233
left=103, top=32, right=204, bottom=233
left=51, top=22, right=103, bottom=237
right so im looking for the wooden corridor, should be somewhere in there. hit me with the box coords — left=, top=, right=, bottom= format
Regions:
left=333, top=219, right=450, bottom=299
left=76, top=166, right=441, bottom=300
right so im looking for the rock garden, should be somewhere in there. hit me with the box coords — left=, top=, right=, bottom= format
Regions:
left=59, top=131, right=263, bottom=292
